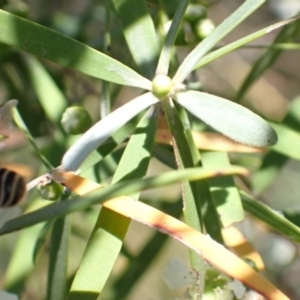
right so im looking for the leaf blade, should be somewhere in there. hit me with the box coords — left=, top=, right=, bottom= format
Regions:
left=112, top=0, right=159, bottom=79
left=0, top=9, right=152, bottom=89
left=61, top=92, right=159, bottom=171
left=176, top=91, right=277, bottom=148
left=0, top=166, right=248, bottom=236
left=173, top=0, right=266, bottom=84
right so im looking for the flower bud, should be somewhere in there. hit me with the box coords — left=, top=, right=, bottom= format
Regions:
left=152, top=74, right=172, bottom=97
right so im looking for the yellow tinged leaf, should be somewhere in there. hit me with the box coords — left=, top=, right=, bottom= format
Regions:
left=51, top=170, right=102, bottom=195
left=54, top=171, right=289, bottom=300
left=156, top=129, right=265, bottom=153
left=104, top=198, right=288, bottom=300
left=223, top=226, right=265, bottom=270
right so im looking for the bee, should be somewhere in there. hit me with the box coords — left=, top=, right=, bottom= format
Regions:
left=0, top=100, right=27, bottom=207
left=0, top=168, right=26, bottom=207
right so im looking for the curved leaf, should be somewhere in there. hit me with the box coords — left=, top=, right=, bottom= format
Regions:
left=176, top=91, right=277, bottom=148
left=0, top=9, right=152, bottom=90
left=194, top=17, right=300, bottom=71
left=112, top=0, right=159, bottom=79
left=67, top=109, right=157, bottom=299
left=241, top=191, right=300, bottom=244
left=61, top=92, right=159, bottom=171
left=0, top=166, right=248, bottom=235
left=104, top=198, right=289, bottom=300
left=173, top=0, right=265, bottom=84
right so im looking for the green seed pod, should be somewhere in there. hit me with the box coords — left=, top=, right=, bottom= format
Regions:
left=184, top=4, right=207, bottom=24
left=61, top=106, right=92, bottom=135
left=37, top=180, right=64, bottom=200
left=194, top=18, right=215, bottom=41
left=152, top=74, right=172, bottom=97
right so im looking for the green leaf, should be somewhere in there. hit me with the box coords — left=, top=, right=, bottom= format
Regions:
left=156, top=0, right=189, bottom=75
left=194, top=17, right=300, bottom=70
left=79, top=111, right=145, bottom=173
left=270, top=122, right=300, bottom=160
left=62, top=92, right=159, bottom=171
left=21, top=54, right=67, bottom=123
left=0, top=9, right=152, bottom=90
left=0, top=166, right=247, bottom=236
left=173, top=0, right=265, bottom=84
left=252, top=152, right=287, bottom=194
left=162, top=97, right=206, bottom=287
left=12, top=107, right=53, bottom=169
left=252, top=94, right=300, bottom=194
left=3, top=209, right=46, bottom=293
left=111, top=0, right=159, bottom=79
left=47, top=216, right=70, bottom=300
left=162, top=98, right=203, bottom=229
left=241, top=191, right=300, bottom=244
left=112, top=200, right=183, bottom=299
left=176, top=105, right=224, bottom=244
left=236, top=19, right=300, bottom=102
left=176, top=91, right=277, bottom=147
left=201, top=151, right=244, bottom=227
left=67, top=108, right=157, bottom=299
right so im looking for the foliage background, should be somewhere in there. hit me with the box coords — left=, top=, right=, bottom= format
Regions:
left=0, top=0, right=300, bottom=299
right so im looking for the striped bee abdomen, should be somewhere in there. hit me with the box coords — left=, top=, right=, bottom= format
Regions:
left=0, top=168, right=26, bottom=207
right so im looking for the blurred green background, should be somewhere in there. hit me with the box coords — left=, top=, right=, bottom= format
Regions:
left=1, top=0, right=300, bottom=299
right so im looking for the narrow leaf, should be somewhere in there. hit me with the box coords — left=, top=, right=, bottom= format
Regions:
left=112, top=200, right=183, bottom=299
left=162, top=98, right=203, bottom=230
left=252, top=152, right=287, bottom=194
left=47, top=216, right=70, bottom=300
left=173, top=0, right=265, bottom=84
left=12, top=108, right=53, bottom=169
left=112, top=0, right=159, bottom=79
left=222, top=227, right=265, bottom=270
left=67, top=109, right=157, bottom=299
left=241, top=191, right=300, bottom=244
left=156, top=0, right=189, bottom=75
left=61, top=92, right=159, bottom=171
left=3, top=222, right=45, bottom=293
left=0, top=166, right=248, bottom=235
left=252, top=94, right=300, bottom=193
left=194, top=17, right=300, bottom=70
left=236, top=19, right=300, bottom=102
left=21, top=54, right=67, bottom=123
left=176, top=91, right=277, bottom=148
left=104, top=198, right=289, bottom=300
left=162, top=97, right=206, bottom=288
left=0, top=9, right=152, bottom=90
left=79, top=111, right=145, bottom=172
left=201, top=151, right=244, bottom=227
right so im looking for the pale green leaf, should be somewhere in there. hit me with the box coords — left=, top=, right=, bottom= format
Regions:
left=173, top=0, right=265, bottom=84
left=62, top=92, right=159, bottom=171
left=176, top=91, right=277, bottom=147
